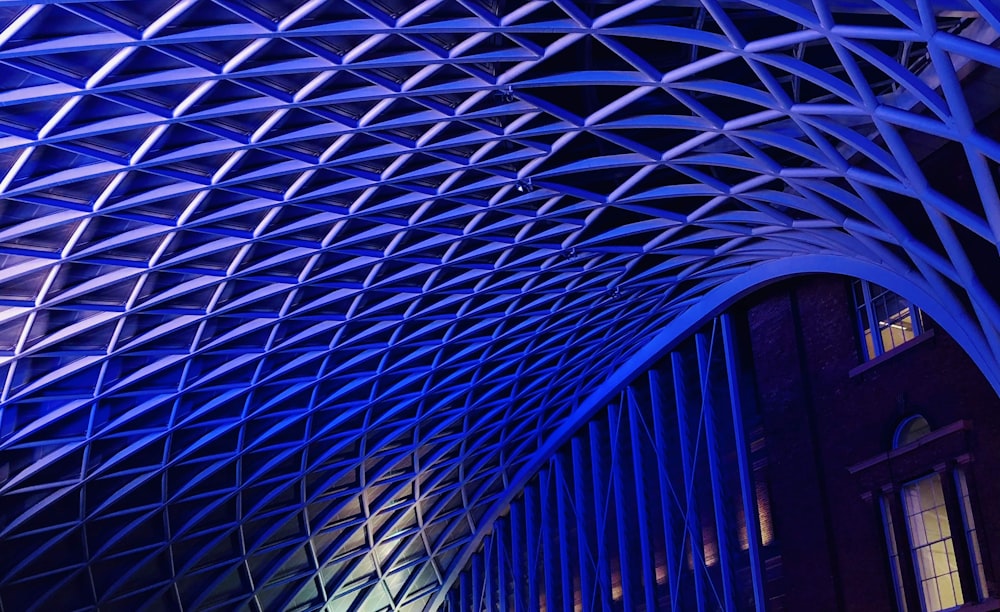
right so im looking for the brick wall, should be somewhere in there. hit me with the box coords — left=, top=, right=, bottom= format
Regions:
left=739, top=275, right=1000, bottom=611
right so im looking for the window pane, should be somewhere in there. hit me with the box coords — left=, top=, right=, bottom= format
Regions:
left=852, top=279, right=924, bottom=360
left=895, top=416, right=931, bottom=448
left=853, top=280, right=866, bottom=305
left=863, top=326, right=877, bottom=361
left=874, top=294, right=916, bottom=352
left=956, top=470, right=988, bottom=599
left=903, top=473, right=965, bottom=612
left=852, top=280, right=878, bottom=359
left=881, top=497, right=909, bottom=612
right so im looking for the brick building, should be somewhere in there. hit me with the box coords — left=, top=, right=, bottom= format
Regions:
left=739, top=275, right=1000, bottom=611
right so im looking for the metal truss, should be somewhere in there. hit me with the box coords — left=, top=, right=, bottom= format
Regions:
left=0, top=1, right=997, bottom=611
left=442, top=317, right=764, bottom=611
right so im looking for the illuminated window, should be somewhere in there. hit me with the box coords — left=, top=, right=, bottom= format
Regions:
left=885, top=417, right=986, bottom=612
left=894, top=415, right=931, bottom=447
left=956, top=470, right=989, bottom=598
left=903, top=473, right=963, bottom=611
left=882, top=495, right=910, bottom=612
left=852, top=280, right=925, bottom=360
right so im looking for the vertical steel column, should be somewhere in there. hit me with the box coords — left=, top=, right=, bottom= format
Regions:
left=484, top=534, right=494, bottom=612
left=649, top=368, right=681, bottom=611
left=525, top=484, right=540, bottom=611
left=627, top=386, right=659, bottom=612
left=610, top=395, right=636, bottom=612
left=673, top=350, right=707, bottom=612
left=721, top=314, right=765, bottom=612
left=511, top=500, right=526, bottom=612
left=554, top=452, right=574, bottom=612
left=497, top=518, right=509, bottom=612
left=589, top=420, right=614, bottom=611
left=460, top=568, right=471, bottom=612
left=696, top=331, right=736, bottom=610
left=540, top=467, right=557, bottom=611
left=572, top=436, right=595, bottom=612
left=472, top=544, right=484, bottom=612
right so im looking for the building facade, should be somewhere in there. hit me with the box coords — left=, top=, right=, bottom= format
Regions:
left=742, top=275, right=1000, bottom=611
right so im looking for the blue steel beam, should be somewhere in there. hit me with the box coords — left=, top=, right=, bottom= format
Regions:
left=610, top=397, right=636, bottom=612
left=627, top=386, right=659, bottom=612
left=589, top=418, right=614, bottom=611
left=650, top=368, right=683, bottom=610
left=722, top=314, right=766, bottom=612
left=571, top=435, right=595, bottom=612
left=496, top=518, right=507, bottom=612
left=443, top=324, right=789, bottom=609
left=510, top=500, right=525, bottom=612
left=697, top=329, right=737, bottom=610
left=553, top=451, right=574, bottom=612
left=0, top=2, right=998, bottom=611
left=443, top=251, right=1000, bottom=611
left=672, top=349, right=708, bottom=612
left=525, top=483, right=539, bottom=612
left=539, top=466, right=556, bottom=612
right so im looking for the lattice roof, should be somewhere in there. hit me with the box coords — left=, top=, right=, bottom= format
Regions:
left=1, top=1, right=999, bottom=610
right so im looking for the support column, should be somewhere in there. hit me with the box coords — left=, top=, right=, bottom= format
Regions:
left=511, top=499, right=526, bottom=612
left=627, top=386, right=659, bottom=612
left=650, top=368, right=681, bottom=611
left=484, top=535, right=494, bottom=612
left=673, top=350, right=707, bottom=612
left=554, top=452, right=574, bottom=612
left=525, top=484, right=540, bottom=611
left=497, top=518, right=508, bottom=612
left=722, top=313, right=766, bottom=612
left=540, top=467, right=557, bottom=611
left=572, top=436, right=595, bottom=612
left=610, top=397, right=636, bottom=611
left=472, top=544, right=484, bottom=612
left=697, top=330, right=736, bottom=610
left=589, top=419, right=614, bottom=611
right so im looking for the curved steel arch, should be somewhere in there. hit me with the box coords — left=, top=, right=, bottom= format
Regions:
left=0, top=1, right=998, bottom=611
left=429, top=250, right=1000, bottom=610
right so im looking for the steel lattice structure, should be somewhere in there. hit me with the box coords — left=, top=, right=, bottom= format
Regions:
left=444, top=317, right=765, bottom=612
left=0, top=1, right=999, bottom=610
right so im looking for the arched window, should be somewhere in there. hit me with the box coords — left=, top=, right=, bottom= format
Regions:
left=881, top=416, right=987, bottom=611
left=893, top=415, right=931, bottom=448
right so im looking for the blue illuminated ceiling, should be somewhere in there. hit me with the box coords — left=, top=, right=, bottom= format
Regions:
left=1, top=1, right=999, bottom=610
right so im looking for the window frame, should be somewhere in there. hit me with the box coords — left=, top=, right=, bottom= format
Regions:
left=890, top=419, right=986, bottom=611
left=852, top=279, right=926, bottom=361
left=850, top=418, right=990, bottom=612
left=900, top=471, right=965, bottom=612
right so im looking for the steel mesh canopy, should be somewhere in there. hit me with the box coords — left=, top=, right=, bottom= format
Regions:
left=1, top=0, right=1000, bottom=610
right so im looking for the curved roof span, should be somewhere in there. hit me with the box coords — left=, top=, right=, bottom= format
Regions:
left=1, top=1, right=999, bottom=610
